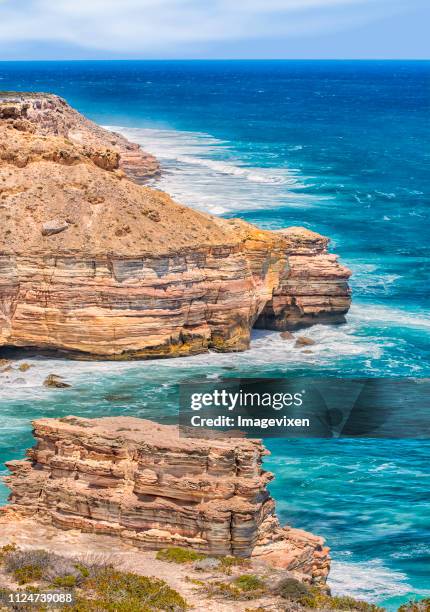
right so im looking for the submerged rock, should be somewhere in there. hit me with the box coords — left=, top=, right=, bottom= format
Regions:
left=280, top=331, right=294, bottom=340
left=104, top=393, right=133, bottom=402
left=43, top=374, right=71, bottom=388
left=18, top=362, right=32, bottom=372
left=294, top=336, right=316, bottom=347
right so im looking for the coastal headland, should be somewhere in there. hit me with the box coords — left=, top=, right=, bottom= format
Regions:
left=0, top=93, right=351, bottom=359
left=1, top=416, right=330, bottom=586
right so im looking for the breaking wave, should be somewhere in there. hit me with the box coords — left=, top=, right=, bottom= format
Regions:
left=106, top=125, right=316, bottom=214
left=330, top=559, right=430, bottom=604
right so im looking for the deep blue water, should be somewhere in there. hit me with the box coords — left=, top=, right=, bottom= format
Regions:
left=0, top=61, right=429, bottom=606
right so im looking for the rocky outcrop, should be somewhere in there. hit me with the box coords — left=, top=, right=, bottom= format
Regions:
left=0, top=92, right=159, bottom=181
left=0, top=92, right=351, bottom=359
left=255, top=227, right=351, bottom=329
left=3, top=416, right=330, bottom=587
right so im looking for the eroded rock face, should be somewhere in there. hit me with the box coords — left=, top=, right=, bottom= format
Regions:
left=3, top=416, right=330, bottom=587
left=0, top=92, right=159, bottom=181
left=255, top=227, right=352, bottom=329
left=0, top=92, right=351, bottom=359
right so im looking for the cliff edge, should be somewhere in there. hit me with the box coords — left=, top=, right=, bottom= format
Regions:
left=0, top=93, right=351, bottom=359
left=2, top=415, right=330, bottom=589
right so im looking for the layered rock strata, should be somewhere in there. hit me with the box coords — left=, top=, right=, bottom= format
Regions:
left=0, top=92, right=351, bottom=359
left=255, top=228, right=351, bottom=329
left=3, top=416, right=330, bottom=587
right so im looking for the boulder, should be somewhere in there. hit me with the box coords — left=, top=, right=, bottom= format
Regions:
left=280, top=331, right=294, bottom=340
left=43, top=374, right=71, bottom=388
left=294, top=336, right=316, bottom=348
left=41, top=219, right=69, bottom=236
left=18, top=363, right=32, bottom=372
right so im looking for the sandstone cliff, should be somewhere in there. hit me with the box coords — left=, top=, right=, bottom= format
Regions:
left=3, top=416, right=330, bottom=588
left=0, top=93, right=351, bottom=359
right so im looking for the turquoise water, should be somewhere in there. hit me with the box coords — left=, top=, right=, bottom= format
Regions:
left=0, top=61, right=429, bottom=606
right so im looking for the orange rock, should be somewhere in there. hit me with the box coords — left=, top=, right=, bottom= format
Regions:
left=3, top=415, right=330, bottom=586
left=0, top=93, right=351, bottom=359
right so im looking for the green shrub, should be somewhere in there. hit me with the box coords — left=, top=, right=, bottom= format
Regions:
left=200, top=580, right=240, bottom=600
left=78, top=567, right=188, bottom=611
left=233, top=574, right=266, bottom=592
left=199, top=574, right=267, bottom=601
left=328, top=595, right=384, bottom=611
left=13, top=564, right=44, bottom=584
left=0, top=546, right=188, bottom=611
left=46, top=556, right=84, bottom=585
left=299, top=590, right=384, bottom=611
left=73, top=563, right=90, bottom=578
left=218, top=555, right=249, bottom=574
left=156, top=547, right=207, bottom=564
left=275, top=576, right=310, bottom=599
left=74, top=552, right=114, bottom=577
left=0, top=542, right=17, bottom=562
left=52, top=574, right=78, bottom=588
left=3, top=548, right=76, bottom=586
left=155, top=547, right=249, bottom=574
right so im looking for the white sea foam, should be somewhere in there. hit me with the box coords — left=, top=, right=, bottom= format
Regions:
left=171, top=153, right=290, bottom=185
left=0, top=357, right=142, bottom=402
left=4, top=298, right=428, bottom=401
left=348, top=303, right=430, bottom=330
left=0, top=416, right=29, bottom=434
left=349, top=264, right=402, bottom=297
left=109, top=125, right=290, bottom=183
left=375, top=191, right=396, bottom=200
left=105, top=125, right=318, bottom=214
left=391, top=543, right=430, bottom=560
left=0, top=322, right=381, bottom=402
left=329, top=559, right=430, bottom=601
left=135, top=323, right=382, bottom=376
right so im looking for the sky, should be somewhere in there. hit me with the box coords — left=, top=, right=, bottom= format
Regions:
left=0, top=0, right=429, bottom=61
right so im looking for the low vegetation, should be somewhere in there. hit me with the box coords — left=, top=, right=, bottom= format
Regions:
left=195, top=573, right=268, bottom=601
left=71, top=568, right=188, bottom=611
left=0, top=544, right=188, bottom=611
left=0, top=544, right=412, bottom=611
left=186, top=552, right=386, bottom=610
left=3, top=549, right=52, bottom=585
left=275, top=576, right=311, bottom=599
left=399, top=599, right=430, bottom=612
left=232, top=574, right=266, bottom=592
left=294, top=587, right=385, bottom=611
left=155, top=546, right=206, bottom=564
left=156, top=546, right=249, bottom=574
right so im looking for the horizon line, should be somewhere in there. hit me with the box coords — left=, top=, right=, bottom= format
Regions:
left=0, top=58, right=429, bottom=63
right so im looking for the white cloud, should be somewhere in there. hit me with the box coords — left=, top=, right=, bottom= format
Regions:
left=0, top=0, right=411, bottom=55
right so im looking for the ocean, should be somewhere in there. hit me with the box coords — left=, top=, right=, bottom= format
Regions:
left=0, top=60, right=429, bottom=607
